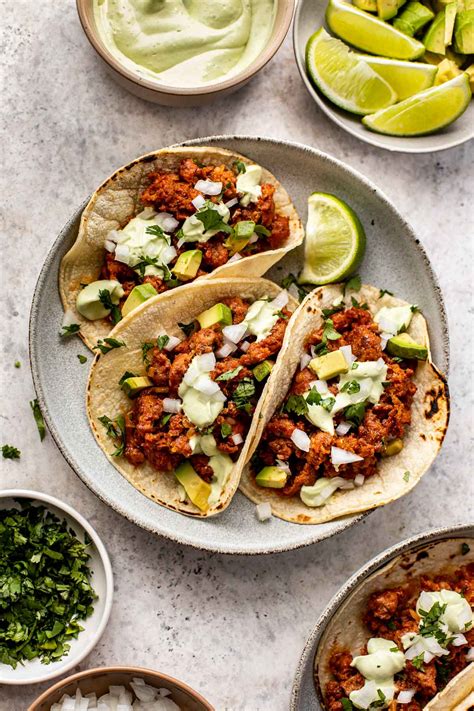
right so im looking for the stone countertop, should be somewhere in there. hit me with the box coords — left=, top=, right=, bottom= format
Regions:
left=1, top=3, right=472, bottom=710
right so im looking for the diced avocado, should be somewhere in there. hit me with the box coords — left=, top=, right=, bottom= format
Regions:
left=172, top=249, right=202, bottom=281
left=174, top=462, right=211, bottom=511
left=382, top=438, right=404, bottom=456
left=121, top=376, right=153, bottom=398
left=197, top=303, right=233, bottom=329
left=466, top=64, right=474, bottom=91
left=394, top=1, right=435, bottom=35
left=309, top=350, right=349, bottom=380
left=255, top=466, right=288, bottom=489
left=122, top=283, right=158, bottom=318
left=225, top=220, right=255, bottom=255
left=386, top=333, right=428, bottom=360
left=353, top=0, right=378, bottom=10
left=253, top=360, right=274, bottom=382
left=424, top=10, right=448, bottom=52
left=444, top=2, right=458, bottom=43
left=435, top=57, right=464, bottom=82
left=377, top=0, right=404, bottom=20
left=453, top=10, right=474, bottom=52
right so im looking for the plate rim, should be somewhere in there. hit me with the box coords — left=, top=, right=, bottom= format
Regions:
left=29, top=135, right=449, bottom=555
left=292, top=1, right=474, bottom=154
left=0, top=488, right=114, bottom=685
left=290, top=522, right=474, bottom=710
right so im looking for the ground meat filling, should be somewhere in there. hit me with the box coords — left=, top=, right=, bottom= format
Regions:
left=253, top=306, right=417, bottom=497
left=324, top=566, right=474, bottom=711
left=121, top=299, right=291, bottom=483
left=101, top=159, right=291, bottom=318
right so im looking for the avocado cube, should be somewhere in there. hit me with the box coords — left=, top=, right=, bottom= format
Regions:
left=174, top=462, right=212, bottom=511
left=172, top=249, right=202, bottom=281
left=453, top=9, right=474, bottom=52
left=309, top=350, right=349, bottom=380
left=424, top=10, right=449, bottom=52
left=435, top=57, right=464, bottom=82
left=197, top=303, right=233, bottom=329
left=386, top=333, right=428, bottom=360
left=225, top=220, right=255, bottom=255
left=121, top=376, right=153, bottom=398
left=393, top=1, right=435, bottom=35
left=353, top=0, right=378, bottom=11
left=382, top=438, right=404, bottom=456
left=121, top=283, right=158, bottom=318
left=444, top=2, right=458, bottom=43
left=255, top=466, right=288, bottom=489
left=253, top=360, right=274, bottom=382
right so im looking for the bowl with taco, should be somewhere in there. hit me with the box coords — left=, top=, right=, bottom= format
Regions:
left=312, top=531, right=474, bottom=711
left=241, top=282, right=449, bottom=523
left=60, top=146, right=303, bottom=350
left=86, top=277, right=298, bottom=517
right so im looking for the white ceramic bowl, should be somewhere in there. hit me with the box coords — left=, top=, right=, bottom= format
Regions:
left=0, top=490, right=113, bottom=685
left=293, top=0, right=474, bottom=153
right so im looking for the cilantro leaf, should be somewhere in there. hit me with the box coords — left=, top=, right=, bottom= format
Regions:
left=77, top=354, right=87, bottom=364
left=254, top=224, right=271, bottom=237
left=60, top=323, right=80, bottom=338
left=343, top=275, right=361, bottom=294
left=157, top=334, right=170, bottom=351
left=233, top=160, right=246, bottom=174
left=14, top=361, right=21, bottom=369
left=216, top=365, right=243, bottom=381
left=161, top=414, right=172, bottom=426
left=284, top=395, right=308, bottom=416
left=98, top=414, right=126, bottom=457
left=341, top=700, right=353, bottom=711
left=94, top=338, right=126, bottom=355
left=145, top=224, right=167, bottom=239
left=306, top=387, right=322, bottom=406
left=196, top=202, right=233, bottom=234
left=322, top=319, right=342, bottom=342
left=232, top=378, right=255, bottom=410
left=344, top=402, right=367, bottom=426
left=379, top=289, right=394, bottom=298
left=118, top=370, right=137, bottom=386
left=403, top=471, right=410, bottom=482
left=30, top=399, right=46, bottom=441
left=141, top=341, right=155, bottom=364
left=2, top=445, right=21, bottom=460
left=412, top=653, right=425, bottom=670
left=221, top=423, right=232, bottom=438
left=98, top=289, right=122, bottom=325
left=340, top=380, right=361, bottom=395
left=280, top=273, right=313, bottom=302
left=462, top=543, right=470, bottom=555
left=178, top=321, right=195, bottom=337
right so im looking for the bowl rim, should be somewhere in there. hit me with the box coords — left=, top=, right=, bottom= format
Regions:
left=76, top=0, right=295, bottom=96
left=0, top=489, right=114, bottom=686
left=292, top=0, right=474, bottom=154
left=290, top=522, right=474, bottom=709
left=27, top=665, right=215, bottom=711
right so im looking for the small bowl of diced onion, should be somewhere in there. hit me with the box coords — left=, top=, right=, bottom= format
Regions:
left=28, top=666, right=215, bottom=711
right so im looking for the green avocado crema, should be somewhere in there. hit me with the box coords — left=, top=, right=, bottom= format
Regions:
left=76, top=279, right=124, bottom=320
left=94, top=0, right=277, bottom=88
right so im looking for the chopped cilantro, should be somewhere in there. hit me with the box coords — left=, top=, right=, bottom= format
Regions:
left=232, top=378, right=255, bottom=410
left=0, top=503, right=96, bottom=668
left=221, top=423, right=232, bottom=438
left=306, top=387, right=322, bottom=407
left=233, top=160, right=246, bottom=174
left=284, top=395, right=308, bottom=416
left=379, top=289, right=394, bottom=298
left=462, top=543, right=470, bottom=555
left=322, top=319, right=342, bottom=342
left=118, top=371, right=137, bottom=386
left=340, top=380, right=361, bottom=395
left=387, top=620, right=396, bottom=630
left=98, top=415, right=126, bottom=457
left=14, top=361, right=21, bottom=369
left=178, top=321, right=195, bottom=337
left=412, top=653, right=425, bottom=670
left=60, top=323, right=80, bottom=338
left=322, top=304, right=344, bottom=318
left=254, top=224, right=271, bottom=237
left=389, top=646, right=399, bottom=653
left=145, top=224, right=167, bottom=239
left=344, top=274, right=361, bottom=294
left=77, top=354, right=87, bottom=364
left=30, top=399, right=46, bottom=441
left=403, top=471, right=410, bottom=482
left=411, top=305, right=420, bottom=313
left=280, top=274, right=313, bottom=302
left=2, top=445, right=21, bottom=460
left=94, top=338, right=126, bottom=355
left=196, top=202, right=233, bottom=234
left=350, top=296, right=369, bottom=310
left=134, top=254, right=172, bottom=281
left=216, top=365, right=243, bottom=381
left=161, top=414, right=172, bottom=426
left=141, top=341, right=155, bottom=364
left=321, top=396, right=336, bottom=412
left=344, top=402, right=367, bottom=426
left=156, top=334, right=170, bottom=351
left=98, top=289, right=122, bottom=325
left=341, top=700, right=353, bottom=711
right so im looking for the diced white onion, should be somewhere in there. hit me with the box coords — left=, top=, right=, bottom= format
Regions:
left=339, top=345, right=356, bottom=365
left=314, top=380, right=330, bottom=395
left=196, top=351, right=216, bottom=372
left=194, top=375, right=221, bottom=396
left=336, top=421, right=352, bottom=435
left=377, top=315, right=397, bottom=334
left=224, top=197, right=238, bottom=208
left=194, top=179, right=222, bottom=196
left=231, top=433, right=243, bottom=445
left=466, top=647, right=474, bottom=661
left=269, top=290, right=289, bottom=311
left=452, top=634, right=468, bottom=646
left=310, top=345, right=318, bottom=358
left=106, top=229, right=121, bottom=244
left=256, top=502, right=272, bottom=522
left=275, top=459, right=291, bottom=474
left=156, top=212, right=179, bottom=232
left=397, top=690, right=416, bottom=704
left=354, top=473, right=365, bottom=487
left=114, top=244, right=130, bottom=264
left=339, top=480, right=355, bottom=490
left=227, top=253, right=242, bottom=263
left=62, top=309, right=78, bottom=329
left=248, top=233, right=259, bottom=243
left=104, top=239, right=116, bottom=253
left=216, top=342, right=236, bottom=358
left=161, top=245, right=178, bottom=263
left=240, top=340, right=250, bottom=352
left=331, top=446, right=363, bottom=468
left=300, top=353, right=312, bottom=371
left=163, top=398, right=181, bottom=414
left=177, top=236, right=188, bottom=249
left=380, top=332, right=391, bottom=350
left=163, top=335, right=181, bottom=352
left=291, top=428, right=311, bottom=452
left=212, top=389, right=227, bottom=403
left=191, top=194, right=206, bottom=210
left=51, top=677, right=181, bottom=711
left=288, top=283, right=299, bottom=302
left=222, top=322, right=248, bottom=344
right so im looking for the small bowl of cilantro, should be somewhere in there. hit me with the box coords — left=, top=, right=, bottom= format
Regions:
left=0, top=489, right=113, bottom=684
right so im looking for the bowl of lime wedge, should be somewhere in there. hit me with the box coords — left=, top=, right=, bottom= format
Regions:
left=294, top=0, right=474, bottom=151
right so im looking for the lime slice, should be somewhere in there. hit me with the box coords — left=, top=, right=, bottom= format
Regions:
left=299, top=193, right=366, bottom=285
left=326, top=0, right=426, bottom=59
left=362, top=56, right=437, bottom=99
left=306, top=29, right=397, bottom=114
left=363, top=73, right=472, bottom=135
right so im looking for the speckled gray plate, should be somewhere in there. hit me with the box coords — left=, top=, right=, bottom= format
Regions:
left=294, top=0, right=474, bottom=153
left=290, top=523, right=473, bottom=710
left=29, top=136, right=449, bottom=555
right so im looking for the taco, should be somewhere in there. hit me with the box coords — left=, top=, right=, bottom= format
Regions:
left=86, top=277, right=298, bottom=518
left=240, top=283, right=449, bottom=523
left=60, top=146, right=303, bottom=349
left=314, top=536, right=474, bottom=710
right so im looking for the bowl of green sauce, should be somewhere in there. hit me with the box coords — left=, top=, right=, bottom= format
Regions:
left=77, top=0, right=295, bottom=106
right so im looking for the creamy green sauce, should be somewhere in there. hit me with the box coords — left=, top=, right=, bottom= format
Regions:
left=94, top=0, right=277, bottom=88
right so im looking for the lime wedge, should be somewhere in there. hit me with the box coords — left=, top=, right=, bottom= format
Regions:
left=306, top=29, right=397, bottom=114
left=326, top=0, right=426, bottom=59
left=362, top=56, right=437, bottom=99
left=299, top=193, right=366, bottom=285
left=363, top=73, right=472, bottom=135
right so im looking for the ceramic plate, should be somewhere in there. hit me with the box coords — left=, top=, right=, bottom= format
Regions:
left=293, top=1, right=474, bottom=153
left=29, top=136, right=449, bottom=554
left=0, top=490, right=113, bottom=685
left=290, top=523, right=474, bottom=710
